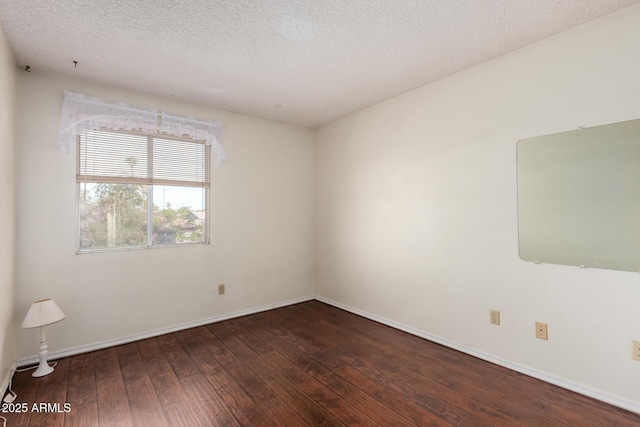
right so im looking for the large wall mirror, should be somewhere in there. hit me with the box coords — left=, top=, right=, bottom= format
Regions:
left=517, top=118, right=640, bottom=272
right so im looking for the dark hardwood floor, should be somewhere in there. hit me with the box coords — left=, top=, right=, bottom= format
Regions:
left=3, top=300, right=640, bottom=426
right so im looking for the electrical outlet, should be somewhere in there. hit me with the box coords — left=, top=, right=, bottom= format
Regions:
left=489, top=309, right=500, bottom=326
left=535, top=322, right=548, bottom=340
left=218, top=283, right=225, bottom=295
left=632, top=341, right=640, bottom=361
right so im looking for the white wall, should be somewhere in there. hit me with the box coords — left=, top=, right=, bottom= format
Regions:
left=0, top=24, right=17, bottom=393
left=15, top=72, right=315, bottom=360
left=315, top=5, right=640, bottom=411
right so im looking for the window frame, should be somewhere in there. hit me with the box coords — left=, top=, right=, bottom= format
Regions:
left=75, top=128, right=211, bottom=253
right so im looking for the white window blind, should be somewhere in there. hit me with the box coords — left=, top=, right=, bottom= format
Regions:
left=77, top=130, right=210, bottom=188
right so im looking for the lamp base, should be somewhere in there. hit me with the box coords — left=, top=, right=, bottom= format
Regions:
left=32, top=339, right=54, bottom=377
left=32, top=362, right=54, bottom=378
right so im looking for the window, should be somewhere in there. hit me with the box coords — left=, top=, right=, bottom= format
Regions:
left=59, top=91, right=224, bottom=252
left=77, top=129, right=210, bottom=252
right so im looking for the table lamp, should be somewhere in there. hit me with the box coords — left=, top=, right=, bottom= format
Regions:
left=21, top=299, right=65, bottom=377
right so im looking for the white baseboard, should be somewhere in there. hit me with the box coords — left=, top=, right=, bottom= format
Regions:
left=1, top=361, right=17, bottom=399
left=315, top=295, right=640, bottom=416
left=15, top=293, right=640, bottom=415
left=17, top=295, right=314, bottom=368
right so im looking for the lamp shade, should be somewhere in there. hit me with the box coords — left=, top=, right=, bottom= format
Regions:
left=21, top=299, right=66, bottom=329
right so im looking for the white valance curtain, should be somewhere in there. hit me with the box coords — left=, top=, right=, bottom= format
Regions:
left=57, top=91, right=226, bottom=165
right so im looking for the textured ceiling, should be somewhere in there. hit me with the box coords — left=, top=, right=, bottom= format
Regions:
left=1, top=0, right=639, bottom=127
